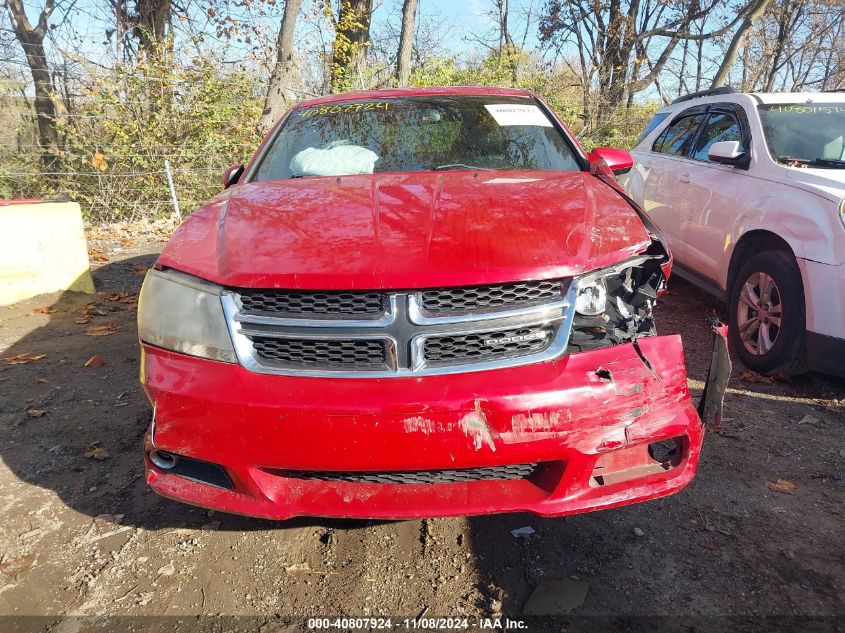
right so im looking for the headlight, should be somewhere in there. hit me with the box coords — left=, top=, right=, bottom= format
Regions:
left=138, top=269, right=237, bottom=362
left=840, top=199, right=845, bottom=230
left=575, top=277, right=608, bottom=315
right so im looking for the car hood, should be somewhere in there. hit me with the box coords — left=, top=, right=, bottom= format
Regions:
left=157, top=170, right=652, bottom=289
left=785, top=167, right=845, bottom=201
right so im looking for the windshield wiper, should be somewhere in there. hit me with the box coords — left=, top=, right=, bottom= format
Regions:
left=434, top=163, right=493, bottom=171
left=809, top=157, right=845, bottom=168
left=778, top=155, right=845, bottom=168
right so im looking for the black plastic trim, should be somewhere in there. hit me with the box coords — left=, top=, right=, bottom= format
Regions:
left=806, top=331, right=845, bottom=377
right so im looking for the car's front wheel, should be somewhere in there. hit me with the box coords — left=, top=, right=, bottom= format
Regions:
left=728, top=251, right=807, bottom=375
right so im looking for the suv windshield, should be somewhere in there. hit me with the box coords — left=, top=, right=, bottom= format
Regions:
left=758, top=103, right=845, bottom=168
left=253, top=95, right=582, bottom=180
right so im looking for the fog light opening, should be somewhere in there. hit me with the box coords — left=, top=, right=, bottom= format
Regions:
left=150, top=450, right=178, bottom=470
left=647, top=438, right=683, bottom=469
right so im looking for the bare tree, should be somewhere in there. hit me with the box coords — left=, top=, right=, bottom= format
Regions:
left=5, top=0, right=60, bottom=167
left=395, top=0, right=418, bottom=86
left=539, top=0, right=760, bottom=129
left=259, top=0, right=304, bottom=133
left=712, top=0, right=772, bottom=87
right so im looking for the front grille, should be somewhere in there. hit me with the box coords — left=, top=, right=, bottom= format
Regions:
left=274, top=463, right=542, bottom=484
left=238, top=289, right=385, bottom=318
left=249, top=337, right=387, bottom=369
left=420, top=279, right=564, bottom=314
left=424, top=326, right=554, bottom=364
left=227, top=278, right=575, bottom=376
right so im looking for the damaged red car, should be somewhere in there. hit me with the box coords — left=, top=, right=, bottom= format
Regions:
left=138, top=86, right=729, bottom=520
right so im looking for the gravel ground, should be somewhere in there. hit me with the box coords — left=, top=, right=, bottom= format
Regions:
left=0, top=237, right=842, bottom=632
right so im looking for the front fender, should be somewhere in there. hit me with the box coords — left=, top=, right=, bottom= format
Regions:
left=723, top=186, right=844, bottom=287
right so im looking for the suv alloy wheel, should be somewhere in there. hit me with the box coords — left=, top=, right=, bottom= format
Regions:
left=728, top=251, right=807, bottom=375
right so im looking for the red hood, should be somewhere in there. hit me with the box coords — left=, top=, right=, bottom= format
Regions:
left=157, top=171, right=651, bottom=289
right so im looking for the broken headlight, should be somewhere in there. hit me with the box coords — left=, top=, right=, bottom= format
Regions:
left=138, top=269, right=237, bottom=362
left=574, top=277, right=608, bottom=315
left=568, top=255, right=666, bottom=353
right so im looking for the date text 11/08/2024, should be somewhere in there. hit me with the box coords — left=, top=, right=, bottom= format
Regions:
left=307, top=617, right=529, bottom=630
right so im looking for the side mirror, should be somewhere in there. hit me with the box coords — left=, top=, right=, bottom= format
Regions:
left=588, top=147, right=634, bottom=176
left=708, top=141, right=747, bottom=166
left=222, top=163, right=245, bottom=189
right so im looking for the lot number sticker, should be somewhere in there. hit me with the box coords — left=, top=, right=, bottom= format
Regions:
left=484, top=104, right=553, bottom=127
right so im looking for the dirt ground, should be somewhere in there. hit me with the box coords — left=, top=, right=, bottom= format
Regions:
left=0, top=232, right=843, bottom=632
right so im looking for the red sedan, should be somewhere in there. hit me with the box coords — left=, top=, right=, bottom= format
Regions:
left=137, top=86, right=729, bottom=520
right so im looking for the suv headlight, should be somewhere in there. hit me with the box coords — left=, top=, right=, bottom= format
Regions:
left=138, top=269, right=237, bottom=362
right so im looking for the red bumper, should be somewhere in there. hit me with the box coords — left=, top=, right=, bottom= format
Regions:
left=141, top=335, right=704, bottom=520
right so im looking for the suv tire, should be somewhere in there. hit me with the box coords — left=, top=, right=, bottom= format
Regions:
left=728, top=250, right=807, bottom=375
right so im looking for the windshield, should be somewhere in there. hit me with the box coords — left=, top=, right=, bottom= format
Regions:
left=758, top=103, right=845, bottom=168
left=252, top=95, right=582, bottom=181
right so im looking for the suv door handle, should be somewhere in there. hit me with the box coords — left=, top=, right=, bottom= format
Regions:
left=679, top=173, right=690, bottom=183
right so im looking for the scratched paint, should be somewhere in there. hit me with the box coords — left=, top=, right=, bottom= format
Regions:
left=402, top=416, right=454, bottom=435
left=458, top=400, right=496, bottom=451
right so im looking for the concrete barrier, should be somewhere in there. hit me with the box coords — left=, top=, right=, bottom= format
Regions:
left=0, top=200, right=95, bottom=306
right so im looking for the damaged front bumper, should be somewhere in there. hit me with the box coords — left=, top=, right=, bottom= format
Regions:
left=140, top=328, right=729, bottom=520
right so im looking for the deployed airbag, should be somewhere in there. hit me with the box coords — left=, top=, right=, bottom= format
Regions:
left=289, top=145, right=379, bottom=177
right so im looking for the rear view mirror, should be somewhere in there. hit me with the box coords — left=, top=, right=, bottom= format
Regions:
left=222, top=164, right=245, bottom=189
left=588, top=147, right=634, bottom=176
left=708, top=141, right=747, bottom=166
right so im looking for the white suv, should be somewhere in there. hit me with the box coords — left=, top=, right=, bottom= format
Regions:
left=622, top=88, right=845, bottom=376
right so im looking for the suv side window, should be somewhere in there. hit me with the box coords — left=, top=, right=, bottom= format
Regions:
left=693, top=112, right=743, bottom=161
left=634, top=112, right=670, bottom=147
left=652, top=113, right=705, bottom=156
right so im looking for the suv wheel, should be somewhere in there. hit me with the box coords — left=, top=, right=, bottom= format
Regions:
left=728, top=251, right=807, bottom=375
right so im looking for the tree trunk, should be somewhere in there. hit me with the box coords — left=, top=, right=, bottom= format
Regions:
left=395, top=0, right=418, bottom=86
left=134, top=0, right=172, bottom=54
left=711, top=0, right=772, bottom=88
left=259, top=0, right=303, bottom=133
left=6, top=0, right=60, bottom=168
left=331, top=0, right=374, bottom=91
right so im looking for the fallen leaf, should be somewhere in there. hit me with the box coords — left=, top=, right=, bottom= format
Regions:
left=35, top=378, right=48, bottom=384
left=740, top=370, right=773, bottom=385
left=91, top=151, right=108, bottom=172
left=74, top=315, right=92, bottom=325
left=2, top=353, right=47, bottom=365
left=85, top=446, right=111, bottom=460
left=84, top=355, right=105, bottom=368
left=766, top=479, right=797, bottom=495
left=0, top=553, right=37, bottom=579
left=88, top=248, right=109, bottom=263
left=85, top=323, right=119, bottom=336
left=32, top=306, right=56, bottom=314
left=25, top=408, right=47, bottom=418
left=121, top=238, right=134, bottom=247
left=131, top=265, right=149, bottom=276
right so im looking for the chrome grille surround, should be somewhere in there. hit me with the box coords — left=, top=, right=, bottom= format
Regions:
left=222, top=279, right=579, bottom=377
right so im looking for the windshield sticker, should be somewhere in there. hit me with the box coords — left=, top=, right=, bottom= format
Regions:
left=764, top=104, right=845, bottom=113
left=484, top=104, right=553, bottom=127
left=298, top=102, right=390, bottom=117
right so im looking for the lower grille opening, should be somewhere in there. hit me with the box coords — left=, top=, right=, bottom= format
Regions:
left=424, top=326, right=554, bottom=365
left=270, top=462, right=543, bottom=485
left=249, top=337, right=388, bottom=369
